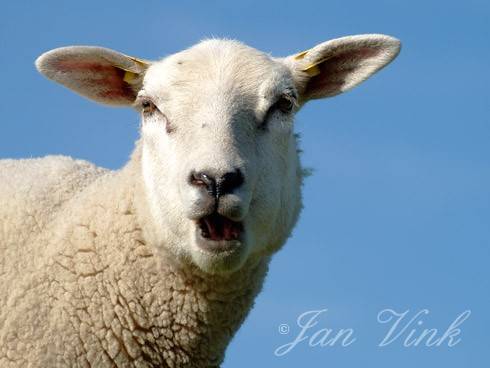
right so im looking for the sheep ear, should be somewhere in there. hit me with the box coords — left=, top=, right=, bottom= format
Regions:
left=285, top=34, right=400, bottom=103
left=36, top=46, right=150, bottom=106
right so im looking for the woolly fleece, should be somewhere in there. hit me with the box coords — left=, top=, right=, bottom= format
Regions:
left=0, top=148, right=268, bottom=367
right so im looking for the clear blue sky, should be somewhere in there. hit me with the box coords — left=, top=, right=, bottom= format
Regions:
left=1, top=1, right=489, bottom=367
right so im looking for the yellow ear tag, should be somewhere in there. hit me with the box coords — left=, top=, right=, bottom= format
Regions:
left=302, top=63, right=321, bottom=77
left=120, top=55, right=150, bottom=83
left=293, top=49, right=321, bottom=76
left=127, top=56, right=150, bottom=69
left=123, top=71, right=138, bottom=83
left=293, top=49, right=309, bottom=60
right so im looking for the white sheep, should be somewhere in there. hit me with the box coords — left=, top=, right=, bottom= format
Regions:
left=0, top=35, right=400, bottom=367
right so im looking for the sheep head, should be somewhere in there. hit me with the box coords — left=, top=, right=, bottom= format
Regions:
left=35, top=35, right=400, bottom=274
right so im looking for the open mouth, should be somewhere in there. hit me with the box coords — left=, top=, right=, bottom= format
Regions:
left=197, top=213, right=243, bottom=242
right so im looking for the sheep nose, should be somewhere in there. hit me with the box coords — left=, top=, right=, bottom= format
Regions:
left=190, top=169, right=244, bottom=197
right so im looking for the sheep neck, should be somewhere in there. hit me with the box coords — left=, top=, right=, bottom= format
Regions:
left=109, top=147, right=271, bottom=366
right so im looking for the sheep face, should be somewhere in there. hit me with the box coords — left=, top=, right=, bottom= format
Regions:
left=35, top=35, right=400, bottom=274
left=139, top=40, right=303, bottom=273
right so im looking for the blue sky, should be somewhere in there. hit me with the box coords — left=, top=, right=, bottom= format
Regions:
left=1, top=1, right=489, bottom=367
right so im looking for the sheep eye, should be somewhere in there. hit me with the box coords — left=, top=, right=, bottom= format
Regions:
left=258, top=94, right=296, bottom=130
left=141, top=100, right=156, bottom=114
left=275, top=96, right=294, bottom=113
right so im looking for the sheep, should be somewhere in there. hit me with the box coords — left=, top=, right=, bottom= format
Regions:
left=0, top=34, right=400, bottom=367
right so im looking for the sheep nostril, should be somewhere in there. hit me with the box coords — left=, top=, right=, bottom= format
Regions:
left=217, top=169, right=244, bottom=196
left=190, top=171, right=216, bottom=196
left=190, top=169, right=244, bottom=198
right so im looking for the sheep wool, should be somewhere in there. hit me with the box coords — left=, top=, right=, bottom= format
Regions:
left=0, top=149, right=268, bottom=367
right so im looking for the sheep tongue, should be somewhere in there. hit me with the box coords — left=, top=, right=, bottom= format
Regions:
left=202, top=214, right=240, bottom=241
